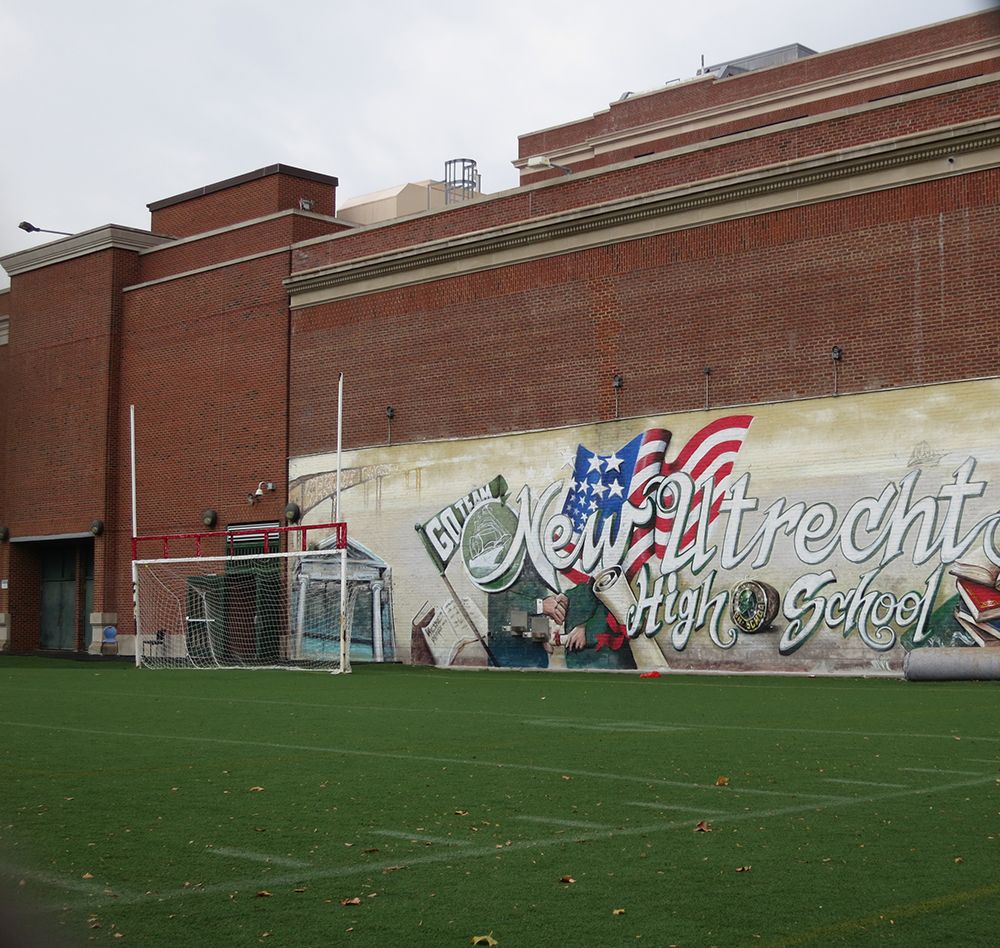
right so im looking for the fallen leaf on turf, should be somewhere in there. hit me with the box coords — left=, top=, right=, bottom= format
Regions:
left=294, top=887, right=308, bottom=893
left=367, top=892, right=378, bottom=898
left=363, top=848, right=379, bottom=854
left=343, top=842, right=353, bottom=847
left=694, top=821, right=712, bottom=833
left=715, top=776, right=730, bottom=787
left=383, top=865, right=405, bottom=874
left=256, top=890, right=272, bottom=898
left=954, top=857, right=964, bottom=864
left=455, top=810, right=469, bottom=816
left=340, top=897, right=362, bottom=906
left=249, top=786, right=265, bottom=792
left=561, top=775, right=572, bottom=781
left=560, top=876, right=576, bottom=884
left=736, top=866, right=752, bottom=872
left=113, top=934, right=124, bottom=940
left=612, top=908, right=626, bottom=916
left=470, top=934, right=498, bottom=946
left=82, top=872, right=94, bottom=879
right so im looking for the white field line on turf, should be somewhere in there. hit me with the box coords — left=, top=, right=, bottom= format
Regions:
left=627, top=802, right=727, bottom=816
left=514, top=815, right=614, bottom=830
left=899, top=767, right=985, bottom=776
left=0, top=721, right=848, bottom=802
left=208, top=847, right=310, bottom=868
left=371, top=830, right=471, bottom=847
left=526, top=718, right=692, bottom=734
left=69, top=773, right=997, bottom=910
left=821, top=778, right=910, bottom=789
left=967, top=758, right=1000, bottom=766
left=5, top=684, right=998, bottom=746
left=0, top=862, right=136, bottom=899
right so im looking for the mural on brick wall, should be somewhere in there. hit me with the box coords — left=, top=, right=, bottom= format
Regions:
left=288, top=378, right=1000, bottom=676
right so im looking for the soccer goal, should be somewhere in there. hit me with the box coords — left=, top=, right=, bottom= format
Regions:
left=132, top=522, right=354, bottom=672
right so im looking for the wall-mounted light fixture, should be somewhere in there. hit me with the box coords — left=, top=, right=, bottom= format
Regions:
left=247, top=481, right=275, bottom=505
left=831, top=345, right=844, bottom=396
left=0, top=526, right=9, bottom=542
left=612, top=374, right=624, bottom=419
left=526, top=155, right=573, bottom=176
left=284, top=502, right=301, bottom=524
left=386, top=405, right=395, bottom=445
left=704, top=366, right=712, bottom=410
left=201, top=509, right=218, bottom=529
left=89, top=519, right=104, bottom=537
left=298, top=197, right=315, bottom=211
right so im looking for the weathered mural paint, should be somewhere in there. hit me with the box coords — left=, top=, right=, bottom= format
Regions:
left=288, top=379, right=1000, bottom=676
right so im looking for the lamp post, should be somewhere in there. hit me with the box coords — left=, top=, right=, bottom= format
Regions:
left=525, top=156, right=573, bottom=175
left=18, top=221, right=72, bottom=237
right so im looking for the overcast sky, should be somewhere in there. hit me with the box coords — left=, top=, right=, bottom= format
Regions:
left=0, top=0, right=995, bottom=289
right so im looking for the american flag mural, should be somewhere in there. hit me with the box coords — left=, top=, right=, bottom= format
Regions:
left=560, top=415, right=754, bottom=586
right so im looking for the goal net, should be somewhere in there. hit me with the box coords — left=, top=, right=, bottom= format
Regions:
left=133, top=523, right=354, bottom=672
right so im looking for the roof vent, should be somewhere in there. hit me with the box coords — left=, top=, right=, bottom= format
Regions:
left=697, top=43, right=816, bottom=79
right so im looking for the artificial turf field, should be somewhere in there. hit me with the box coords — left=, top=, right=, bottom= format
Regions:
left=0, top=658, right=998, bottom=947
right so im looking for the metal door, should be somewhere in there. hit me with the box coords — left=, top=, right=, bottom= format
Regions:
left=40, top=544, right=77, bottom=650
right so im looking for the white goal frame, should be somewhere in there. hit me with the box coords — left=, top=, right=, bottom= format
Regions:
left=132, top=523, right=351, bottom=672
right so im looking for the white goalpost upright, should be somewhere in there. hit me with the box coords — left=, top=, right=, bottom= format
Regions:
left=336, top=371, right=349, bottom=675
left=130, top=373, right=353, bottom=672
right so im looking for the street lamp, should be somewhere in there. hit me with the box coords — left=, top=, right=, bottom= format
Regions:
left=18, top=221, right=72, bottom=237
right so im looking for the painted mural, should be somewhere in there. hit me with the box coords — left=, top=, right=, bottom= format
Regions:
left=288, top=378, right=1000, bottom=676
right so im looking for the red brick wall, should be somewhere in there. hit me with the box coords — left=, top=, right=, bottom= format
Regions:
left=289, top=169, right=1000, bottom=456
left=6, top=545, right=40, bottom=651
left=518, top=9, right=1000, bottom=157
left=4, top=251, right=120, bottom=539
left=114, top=253, right=295, bottom=634
left=150, top=174, right=337, bottom=238
left=1, top=250, right=140, bottom=647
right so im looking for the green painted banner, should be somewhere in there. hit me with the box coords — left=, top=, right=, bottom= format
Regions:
left=415, top=475, right=508, bottom=573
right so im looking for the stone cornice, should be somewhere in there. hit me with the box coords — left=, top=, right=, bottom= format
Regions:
left=286, top=118, right=1000, bottom=310
left=137, top=208, right=354, bottom=256
left=0, top=225, right=171, bottom=278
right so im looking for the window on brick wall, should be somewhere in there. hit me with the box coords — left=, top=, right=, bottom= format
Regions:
left=0, top=317, right=8, bottom=345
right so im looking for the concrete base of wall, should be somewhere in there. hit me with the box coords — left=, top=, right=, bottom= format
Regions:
left=903, top=648, right=1000, bottom=681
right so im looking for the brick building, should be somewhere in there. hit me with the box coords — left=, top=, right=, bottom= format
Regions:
left=2, top=10, right=998, bottom=673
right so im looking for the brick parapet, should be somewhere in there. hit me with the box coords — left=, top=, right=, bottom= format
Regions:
left=150, top=169, right=338, bottom=238
left=518, top=10, right=1000, bottom=156
left=291, top=78, right=1000, bottom=277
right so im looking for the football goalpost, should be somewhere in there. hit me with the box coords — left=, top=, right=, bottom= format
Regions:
left=130, top=372, right=354, bottom=672
left=132, top=523, right=354, bottom=672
